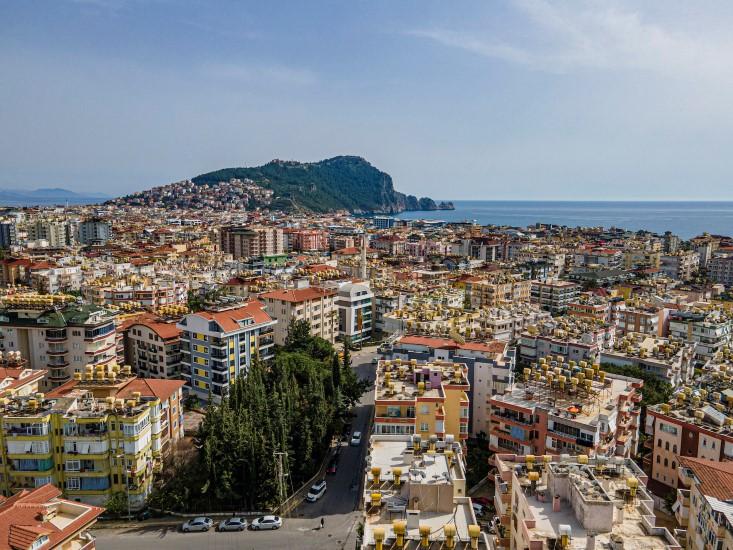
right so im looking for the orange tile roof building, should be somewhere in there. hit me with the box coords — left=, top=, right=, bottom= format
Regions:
left=177, top=301, right=276, bottom=404
left=0, top=483, right=103, bottom=550
left=260, top=285, right=337, bottom=345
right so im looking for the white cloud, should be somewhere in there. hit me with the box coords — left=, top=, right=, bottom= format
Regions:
left=409, top=0, right=733, bottom=81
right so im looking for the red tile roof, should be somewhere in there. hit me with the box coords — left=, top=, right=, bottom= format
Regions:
left=118, top=378, right=184, bottom=402
left=0, top=484, right=103, bottom=550
left=261, top=286, right=336, bottom=303
left=0, top=367, right=46, bottom=393
left=194, top=300, right=273, bottom=332
left=678, top=456, right=733, bottom=501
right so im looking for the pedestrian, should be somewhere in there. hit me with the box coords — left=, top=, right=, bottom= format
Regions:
left=320, top=517, right=325, bottom=529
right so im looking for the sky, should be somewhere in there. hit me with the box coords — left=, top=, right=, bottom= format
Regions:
left=2, top=0, right=733, bottom=200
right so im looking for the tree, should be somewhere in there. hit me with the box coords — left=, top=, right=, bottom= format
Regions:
left=341, top=337, right=352, bottom=369
left=284, top=319, right=312, bottom=351
left=104, top=492, right=129, bottom=517
left=331, top=354, right=342, bottom=391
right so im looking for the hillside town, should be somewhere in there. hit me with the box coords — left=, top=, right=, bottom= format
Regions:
left=0, top=202, right=732, bottom=549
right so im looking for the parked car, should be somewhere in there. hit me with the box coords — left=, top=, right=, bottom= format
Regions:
left=371, top=356, right=379, bottom=364
left=250, top=516, right=282, bottom=530
left=182, top=517, right=214, bottom=532
left=350, top=431, right=362, bottom=446
left=218, top=517, right=247, bottom=531
left=306, top=479, right=327, bottom=502
left=327, top=458, right=338, bottom=474
left=136, top=509, right=152, bottom=521
left=472, top=503, right=485, bottom=516
left=473, top=496, right=491, bottom=506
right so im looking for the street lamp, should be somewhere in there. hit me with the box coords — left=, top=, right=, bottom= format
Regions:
left=115, top=453, right=131, bottom=519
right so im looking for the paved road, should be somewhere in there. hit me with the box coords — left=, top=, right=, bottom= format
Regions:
left=93, top=346, right=379, bottom=550
left=293, top=346, right=377, bottom=520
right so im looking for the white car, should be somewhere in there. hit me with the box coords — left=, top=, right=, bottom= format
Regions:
left=350, top=431, right=362, bottom=446
left=306, top=480, right=327, bottom=502
left=218, top=517, right=246, bottom=531
left=182, top=517, right=213, bottom=532
left=250, top=515, right=282, bottom=530
left=472, top=502, right=485, bottom=516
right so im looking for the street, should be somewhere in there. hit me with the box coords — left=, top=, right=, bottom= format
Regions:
left=92, top=346, right=378, bottom=550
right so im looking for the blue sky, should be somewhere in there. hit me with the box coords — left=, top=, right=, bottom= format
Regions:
left=2, top=0, right=733, bottom=200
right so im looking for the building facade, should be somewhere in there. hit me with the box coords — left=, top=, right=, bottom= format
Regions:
left=177, top=301, right=276, bottom=404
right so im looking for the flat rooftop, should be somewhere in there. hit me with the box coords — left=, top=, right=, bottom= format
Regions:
left=363, top=435, right=484, bottom=549
left=492, top=374, right=634, bottom=423
left=375, top=360, right=468, bottom=402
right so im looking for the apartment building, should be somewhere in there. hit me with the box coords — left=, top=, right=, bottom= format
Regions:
left=574, top=247, right=623, bottom=269
left=84, top=281, right=188, bottom=308
left=124, top=317, right=182, bottom=379
left=600, top=335, right=696, bottom=386
left=372, top=290, right=407, bottom=335
left=674, top=457, right=733, bottom=550
left=616, top=304, right=666, bottom=336
left=385, top=335, right=515, bottom=436
left=519, top=318, right=615, bottom=364
left=464, top=275, right=531, bottom=309
left=0, top=222, right=17, bottom=248
left=664, top=231, right=681, bottom=254
left=47, top=366, right=185, bottom=470
left=478, top=305, right=553, bottom=342
left=219, top=226, right=284, bottom=258
left=290, top=229, right=329, bottom=252
left=27, top=220, right=70, bottom=248
left=709, top=254, right=733, bottom=287
left=373, top=359, right=470, bottom=443
left=531, top=280, right=579, bottom=314
left=0, top=371, right=161, bottom=509
left=489, top=359, right=643, bottom=458
left=661, top=251, right=700, bottom=281
left=78, top=219, right=112, bottom=246
left=335, top=282, right=373, bottom=344
left=490, top=454, right=679, bottom=550
left=177, top=301, right=276, bottom=404
left=0, top=295, right=117, bottom=390
left=644, top=375, right=733, bottom=495
left=0, top=483, right=103, bottom=550
left=361, top=433, right=486, bottom=550
left=668, top=309, right=733, bottom=363
left=29, top=264, right=83, bottom=294
left=566, top=296, right=610, bottom=322
left=260, top=284, right=337, bottom=345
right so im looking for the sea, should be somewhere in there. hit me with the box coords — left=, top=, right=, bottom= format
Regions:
left=394, top=201, right=733, bottom=240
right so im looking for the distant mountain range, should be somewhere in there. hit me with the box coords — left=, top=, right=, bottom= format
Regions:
left=189, top=156, right=454, bottom=213
left=0, top=187, right=109, bottom=206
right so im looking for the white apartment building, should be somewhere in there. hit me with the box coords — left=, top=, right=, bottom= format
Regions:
left=334, top=282, right=373, bottom=344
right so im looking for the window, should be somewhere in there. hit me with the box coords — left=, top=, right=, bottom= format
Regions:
left=656, top=455, right=660, bottom=464
left=31, top=536, right=49, bottom=550
left=657, top=439, right=662, bottom=447
left=66, top=460, right=80, bottom=471
left=420, top=422, right=429, bottom=432
left=67, top=477, right=81, bottom=490
left=672, top=461, right=676, bottom=470
left=664, top=458, right=668, bottom=467
left=420, top=404, right=430, bottom=415
left=673, top=444, right=677, bottom=454
left=665, top=441, right=670, bottom=451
